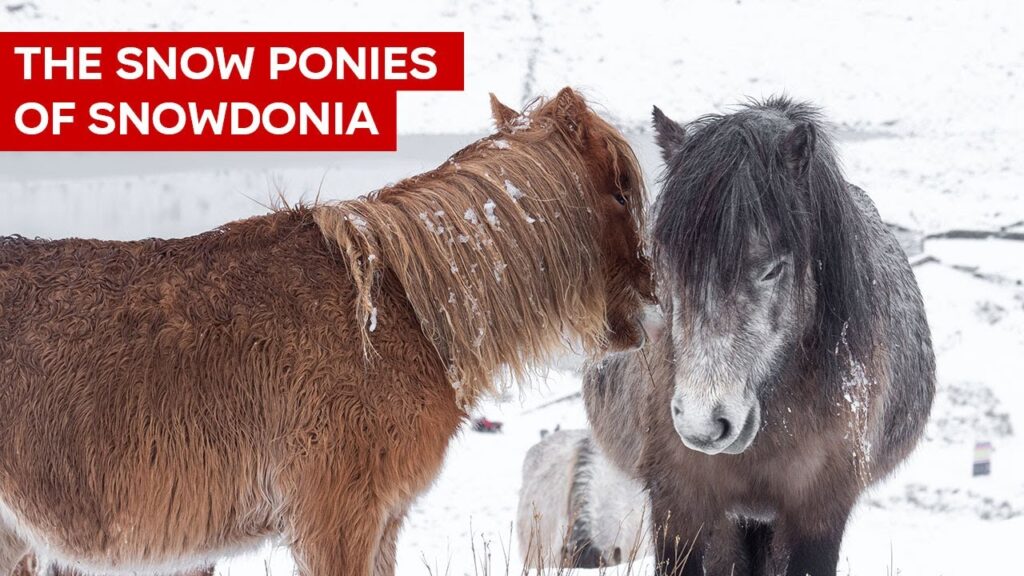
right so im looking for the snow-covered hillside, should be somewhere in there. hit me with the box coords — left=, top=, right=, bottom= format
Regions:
left=3, top=0, right=1022, bottom=232
left=4, top=0, right=1022, bottom=138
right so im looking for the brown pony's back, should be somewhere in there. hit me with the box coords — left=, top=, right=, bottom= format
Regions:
left=1, top=210, right=458, bottom=571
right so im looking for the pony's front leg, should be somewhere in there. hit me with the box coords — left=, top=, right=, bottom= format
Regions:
left=702, top=518, right=774, bottom=576
left=738, top=520, right=776, bottom=576
left=290, top=508, right=385, bottom=576
left=649, top=485, right=707, bottom=576
left=372, top=506, right=409, bottom=576
left=783, top=531, right=844, bottom=576
left=778, top=507, right=851, bottom=576
left=287, top=482, right=387, bottom=576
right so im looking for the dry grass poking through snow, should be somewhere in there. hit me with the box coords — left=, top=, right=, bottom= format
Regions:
left=422, top=513, right=659, bottom=576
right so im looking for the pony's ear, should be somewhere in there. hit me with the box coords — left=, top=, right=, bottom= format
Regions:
left=489, top=93, right=520, bottom=130
left=552, top=87, right=588, bottom=134
left=782, top=122, right=816, bottom=179
left=652, top=106, right=686, bottom=163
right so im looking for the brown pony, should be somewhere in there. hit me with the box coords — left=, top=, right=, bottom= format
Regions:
left=0, top=88, right=652, bottom=576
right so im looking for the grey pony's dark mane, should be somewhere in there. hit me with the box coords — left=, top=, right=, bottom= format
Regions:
left=652, top=96, right=880, bottom=386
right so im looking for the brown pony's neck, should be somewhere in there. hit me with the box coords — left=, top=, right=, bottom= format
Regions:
left=313, top=126, right=610, bottom=405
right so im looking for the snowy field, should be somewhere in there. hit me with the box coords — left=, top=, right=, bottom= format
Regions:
left=2, top=0, right=1023, bottom=575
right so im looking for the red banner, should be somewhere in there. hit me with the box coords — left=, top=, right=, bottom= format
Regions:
left=0, top=32, right=464, bottom=151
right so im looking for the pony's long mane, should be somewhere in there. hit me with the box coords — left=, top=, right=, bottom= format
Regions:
left=653, top=97, right=877, bottom=383
left=315, top=95, right=644, bottom=403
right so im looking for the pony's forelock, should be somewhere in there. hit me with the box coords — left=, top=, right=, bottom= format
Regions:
left=653, top=97, right=877, bottom=382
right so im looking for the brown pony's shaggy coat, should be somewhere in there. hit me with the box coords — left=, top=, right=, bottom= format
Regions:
left=0, top=88, right=651, bottom=576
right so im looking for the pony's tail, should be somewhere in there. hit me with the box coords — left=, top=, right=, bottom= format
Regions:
left=313, top=206, right=380, bottom=360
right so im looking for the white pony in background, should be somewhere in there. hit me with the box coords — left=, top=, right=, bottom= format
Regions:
left=517, top=430, right=650, bottom=569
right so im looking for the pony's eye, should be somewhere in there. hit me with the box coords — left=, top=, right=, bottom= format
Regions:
left=614, top=193, right=627, bottom=206
left=761, top=261, right=785, bottom=282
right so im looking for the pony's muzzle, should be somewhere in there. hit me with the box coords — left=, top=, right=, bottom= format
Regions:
left=671, top=397, right=760, bottom=456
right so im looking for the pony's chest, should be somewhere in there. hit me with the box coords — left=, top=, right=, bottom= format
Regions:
left=712, top=430, right=832, bottom=514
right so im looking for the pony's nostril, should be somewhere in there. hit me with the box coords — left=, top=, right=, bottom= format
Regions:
left=673, top=406, right=682, bottom=417
left=715, top=417, right=732, bottom=442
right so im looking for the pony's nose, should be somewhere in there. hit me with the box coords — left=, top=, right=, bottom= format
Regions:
left=713, top=417, right=731, bottom=441
left=682, top=417, right=731, bottom=448
left=672, top=403, right=743, bottom=455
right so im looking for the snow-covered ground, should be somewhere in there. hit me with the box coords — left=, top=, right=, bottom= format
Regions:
left=2, top=1, right=1022, bottom=575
